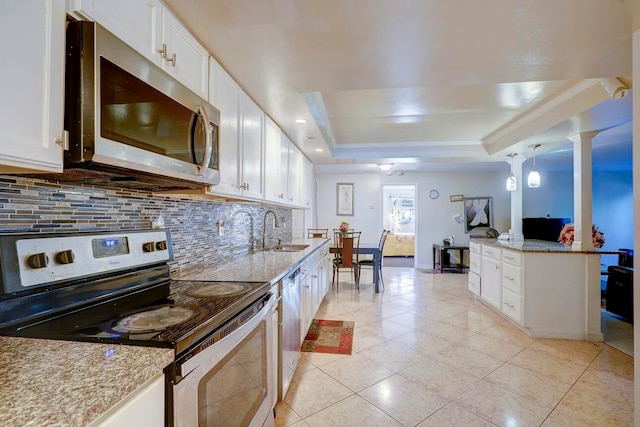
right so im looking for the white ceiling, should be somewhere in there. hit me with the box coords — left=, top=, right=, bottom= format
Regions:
left=165, top=0, right=639, bottom=174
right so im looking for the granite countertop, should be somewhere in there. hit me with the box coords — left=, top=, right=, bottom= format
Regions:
left=474, top=238, right=621, bottom=254
left=0, top=336, right=174, bottom=427
left=172, top=238, right=330, bottom=282
left=0, top=238, right=330, bottom=427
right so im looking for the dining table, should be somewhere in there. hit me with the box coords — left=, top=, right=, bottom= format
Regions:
left=330, top=242, right=382, bottom=293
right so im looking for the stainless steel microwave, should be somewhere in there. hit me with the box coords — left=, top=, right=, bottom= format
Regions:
left=62, top=20, right=220, bottom=190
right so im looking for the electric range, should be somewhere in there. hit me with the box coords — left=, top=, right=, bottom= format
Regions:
left=0, top=229, right=270, bottom=356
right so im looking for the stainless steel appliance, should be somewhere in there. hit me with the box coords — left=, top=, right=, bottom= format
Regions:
left=53, top=20, right=220, bottom=191
left=279, top=267, right=301, bottom=400
left=0, top=229, right=274, bottom=427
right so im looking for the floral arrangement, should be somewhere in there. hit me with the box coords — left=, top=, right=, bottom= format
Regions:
left=558, top=223, right=605, bottom=248
left=339, top=221, right=350, bottom=233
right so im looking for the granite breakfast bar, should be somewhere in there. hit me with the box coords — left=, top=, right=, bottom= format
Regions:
left=469, top=238, right=619, bottom=341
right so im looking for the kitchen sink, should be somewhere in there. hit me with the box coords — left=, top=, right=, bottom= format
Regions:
left=273, top=244, right=309, bottom=252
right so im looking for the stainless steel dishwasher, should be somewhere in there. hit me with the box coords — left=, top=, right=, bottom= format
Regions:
left=280, top=267, right=301, bottom=400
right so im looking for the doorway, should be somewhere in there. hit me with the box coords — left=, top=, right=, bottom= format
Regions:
left=382, top=185, right=416, bottom=267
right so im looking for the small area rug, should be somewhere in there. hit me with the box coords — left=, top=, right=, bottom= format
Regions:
left=418, top=269, right=442, bottom=274
left=301, top=319, right=354, bottom=355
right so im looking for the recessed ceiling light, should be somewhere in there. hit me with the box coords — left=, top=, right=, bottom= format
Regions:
left=377, top=163, right=393, bottom=171
left=296, top=119, right=307, bottom=124
left=314, top=148, right=324, bottom=152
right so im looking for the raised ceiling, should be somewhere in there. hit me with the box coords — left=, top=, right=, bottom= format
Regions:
left=165, top=0, right=638, bottom=173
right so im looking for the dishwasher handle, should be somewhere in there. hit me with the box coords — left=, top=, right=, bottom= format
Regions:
left=286, top=268, right=301, bottom=283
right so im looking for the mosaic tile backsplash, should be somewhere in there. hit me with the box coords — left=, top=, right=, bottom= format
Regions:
left=0, top=176, right=292, bottom=273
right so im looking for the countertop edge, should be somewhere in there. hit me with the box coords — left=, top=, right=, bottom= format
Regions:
left=472, top=238, right=621, bottom=254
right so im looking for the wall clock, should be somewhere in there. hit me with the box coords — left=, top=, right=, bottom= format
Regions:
left=429, top=189, right=439, bottom=199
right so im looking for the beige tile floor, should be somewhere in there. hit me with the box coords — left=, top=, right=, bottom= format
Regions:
left=275, top=267, right=634, bottom=427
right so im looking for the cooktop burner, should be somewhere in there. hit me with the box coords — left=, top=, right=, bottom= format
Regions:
left=184, top=282, right=250, bottom=298
left=111, top=305, right=199, bottom=334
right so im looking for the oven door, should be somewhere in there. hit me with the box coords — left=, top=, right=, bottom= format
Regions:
left=168, top=295, right=275, bottom=427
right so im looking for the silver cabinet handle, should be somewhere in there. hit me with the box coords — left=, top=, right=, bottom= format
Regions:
left=504, top=302, right=515, bottom=309
left=166, top=52, right=176, bottom=67
left=505, top=256, right=515, bottom=261
left=157, top=43, right=167, bottom=58
left=504, top=276, right=515, bottom=281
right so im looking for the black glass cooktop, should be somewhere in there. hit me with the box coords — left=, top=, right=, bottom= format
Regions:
left=0, top=280, right=270, bottom=355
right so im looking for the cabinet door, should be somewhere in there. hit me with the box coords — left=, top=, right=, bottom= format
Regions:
left=264, top=117, right=284, bottom=203
left=0, top=0, right=65, bottom=174
left=208, top=59, right=241, bottom=196
left=287, top=145, right=303, bottom=206
left=481, top=257, right=502, bottom=308
left=72, top=0, right=163, bottom=68
left=161, top=7, right=209, bottom=99
left=240, top=94, right=264, bottom=200
left=279, top=134, right=292, bottom=204
left=88, top=374, right=164, bottom=427
left=300, top=274, right=313, bottom=342
left=301, top=157, right=313, bottom=209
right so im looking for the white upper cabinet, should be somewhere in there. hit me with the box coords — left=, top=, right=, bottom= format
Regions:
left=72, top=0, right=208, bottom=99
left=287, top=143, right=303, bottom=207
left=301, top=156, right=313, bottom=209
left=239, top=94, right=265, bottom=200
left=264, top=117, right=286, bottom=203
left=208, top=59, right=241, bottom=196
left=0, top=0, right=66, bottom=173
left=208, top=59, right=264, bottom=200
left=159, top=8, right=208, bottom=98
left=72, top=0, right=162, bottom=67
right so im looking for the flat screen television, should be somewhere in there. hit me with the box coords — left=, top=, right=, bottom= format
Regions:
left=522, top=217, right=571, bottom=242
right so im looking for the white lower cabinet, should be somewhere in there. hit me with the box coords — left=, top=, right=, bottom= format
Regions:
left=476, top=243, right=599, bottom=339
left=87, top=373, right=164, bottom=427
left=300, top=245, right=330, bottom=341
left=480, top=256, right=501, bottom=309
left=502, top=288, right=522, bottom=323
left=468, top=271, right=481, bottom=296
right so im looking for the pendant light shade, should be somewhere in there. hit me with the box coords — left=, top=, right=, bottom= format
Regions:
left=506, top=153, right=517, bottom=192
left=527, top=144, right=541, bottom=188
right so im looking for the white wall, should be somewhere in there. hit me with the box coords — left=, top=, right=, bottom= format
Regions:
left=316, top=171, right=510, bottom=268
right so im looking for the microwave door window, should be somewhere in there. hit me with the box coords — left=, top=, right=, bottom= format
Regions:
left=100, top=58, right=193, bottom=163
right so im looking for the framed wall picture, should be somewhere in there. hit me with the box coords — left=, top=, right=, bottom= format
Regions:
left=336, top=183, right=354, bottom=216
left=463, top=196, right=492, bottom=233
left=449, top=194, right=464, bottom=202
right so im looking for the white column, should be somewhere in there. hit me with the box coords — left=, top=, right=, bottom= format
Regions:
left=510, top=157, right=525, bottom=242
left=568, top=131, right=598, bottom=251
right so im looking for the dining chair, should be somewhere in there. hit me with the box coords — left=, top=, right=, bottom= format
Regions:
left=307, top=228, right=329, bottom=238
left=358, top=230, right=390, bottom=290
left=332, top=231, right=361, bottom=291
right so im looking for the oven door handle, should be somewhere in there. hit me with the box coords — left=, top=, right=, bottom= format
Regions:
left=176, top=295, right=272, bottom=382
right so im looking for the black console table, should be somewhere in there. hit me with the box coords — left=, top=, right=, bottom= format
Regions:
left=432, top=243, right=469, bottom=273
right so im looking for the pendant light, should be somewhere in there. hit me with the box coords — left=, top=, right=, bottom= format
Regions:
left=506, top=153, right=517, bottom=192
left=527, top=144, right=541, bottom=188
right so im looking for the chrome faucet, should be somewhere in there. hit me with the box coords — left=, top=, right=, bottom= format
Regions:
left=262, top=210, right=280, bottom=249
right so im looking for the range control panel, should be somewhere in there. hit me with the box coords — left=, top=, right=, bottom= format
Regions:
left=13, top=230, right=172, bottom=289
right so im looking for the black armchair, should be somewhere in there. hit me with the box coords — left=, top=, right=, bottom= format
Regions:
left=606, top=265, right=633, bottom=322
